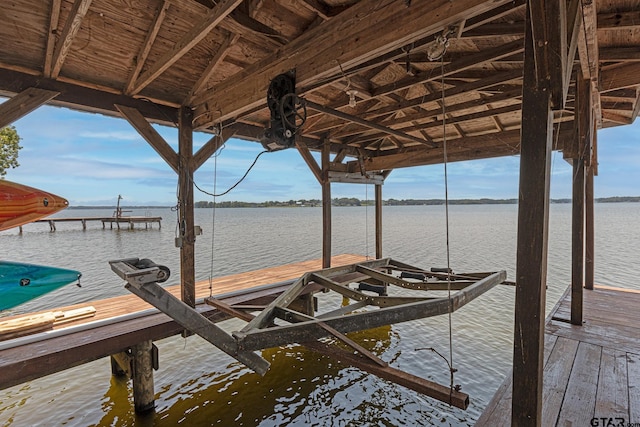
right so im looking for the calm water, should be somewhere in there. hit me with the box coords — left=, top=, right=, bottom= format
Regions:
left=0, top=203, right=638, bottom=426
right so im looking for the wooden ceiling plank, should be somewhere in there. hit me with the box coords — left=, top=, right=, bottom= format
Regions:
left=43, top=0, right=62, bottom=77
left=115, top=104, right=179, bottom=174
left=193, top=0, right=513, bottom=127
left=597, top=10, right=640, bottom=30
left=601, top=110, right=632, bottom=125
left=373, top=38, right=524, bottom=98
left=463, top=0, right=526, bottom=31
left=632, top=88, right=640, bottom=122
left=600, top=63, right=640, bottom=92
left=186, top=34, right=240, bottom=105
left=0, top=88, right=60, bottom=128
left=599, top=47, right=640, bottom=62
left=125, top=0, right=171, bottom=95
left=131, top=0, right=244, bottom=95
left=49, top=0, right=93, bottom=79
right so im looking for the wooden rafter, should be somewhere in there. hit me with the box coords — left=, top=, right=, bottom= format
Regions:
left=48, top=0, right=93, bottom=78
left=130, top=0, right=243, bottom=95
left=125, top=0, right=170, bottom=95
left=304, top=100, right=436, bottom=148
left=43, top=0, right=61, bottom=77
left=185, top=33, right=240, bottom=105
left=115, top=104, right=179, bottom=174
left=192, top=0, right=514, bottom=127
left=0, top=88, right=59, bottom=128
left=373, top=38, right=524, bottom=98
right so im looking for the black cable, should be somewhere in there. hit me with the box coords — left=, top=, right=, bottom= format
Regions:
left=193, top=150, right=269, bottom=197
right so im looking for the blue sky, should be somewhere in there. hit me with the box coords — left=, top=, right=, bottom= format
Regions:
left=3, top=101, right=640, bottom=206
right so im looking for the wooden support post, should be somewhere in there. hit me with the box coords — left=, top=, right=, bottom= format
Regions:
left=375, top=184, right=382, bottom=259
left=289, top=293, right=315, bottom=316
left=571, top=75, right=591, bottom=323
left=571, top=159, right=585, bottom=324
left=512, top=7, right=553, bottom=426
left=585, top=165, right=595, bottom=290
left=322, top=140, right=331, bottom=269
left=178, top=107, right=196, bottom=307
left=132, top=340, right=155, bottom=413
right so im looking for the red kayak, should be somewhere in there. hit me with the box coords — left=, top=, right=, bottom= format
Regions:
left=0, top=180, right=69, bottom=231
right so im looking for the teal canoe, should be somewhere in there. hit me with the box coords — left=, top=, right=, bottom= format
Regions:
left=0, top=261, right=81, bottom=311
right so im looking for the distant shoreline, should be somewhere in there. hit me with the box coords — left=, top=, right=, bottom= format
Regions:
left=68, top=196, right=640, bottom=209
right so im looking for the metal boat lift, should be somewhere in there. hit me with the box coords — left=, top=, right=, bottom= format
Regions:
left=110, top=257, right=508, bottom=409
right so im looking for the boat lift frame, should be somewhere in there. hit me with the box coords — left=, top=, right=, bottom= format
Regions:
left=110, top=257, right=507, bottom=409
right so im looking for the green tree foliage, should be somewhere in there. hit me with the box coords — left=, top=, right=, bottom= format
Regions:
left=0, top=126, right=22, bottom=177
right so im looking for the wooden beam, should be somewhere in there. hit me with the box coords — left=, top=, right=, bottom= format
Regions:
left=125, top=0, right=170, bottom=95
left=186, top=33, right=240, bottom=105
left=512, top=5, right=553, bottom=424
left=193, top=0, right=513, bottom=126
left=178, top=107, right=196, bottom=308
left=322, top=140, right=331, bottom=269
left=49, top=0, right=93, bottom=78
left=0, top=88, right=59, bottom=128
left=296, top=140, right=322, bottom=184
left=115, top=105, right=179, bottom=174
left=599, top=47, right=640, bottom=62
left=43, top=0, right=62, bottom=78
left=130, top=0, right=243, bottom=95
left=0, top=69, right=179, bottom=125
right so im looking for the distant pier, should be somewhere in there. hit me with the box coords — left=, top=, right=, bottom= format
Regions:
left=19, top=216, right=162, bottom=232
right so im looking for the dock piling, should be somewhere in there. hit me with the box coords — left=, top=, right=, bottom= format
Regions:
left=132, top=340, right=155, bottom=413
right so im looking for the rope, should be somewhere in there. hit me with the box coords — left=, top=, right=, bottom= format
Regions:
left=365, top=183, right=370, bottom=260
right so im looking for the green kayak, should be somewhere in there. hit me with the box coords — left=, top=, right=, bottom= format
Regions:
left=0, top=261, right=81, bottom=311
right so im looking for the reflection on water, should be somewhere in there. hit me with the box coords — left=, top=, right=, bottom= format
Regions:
left=1, top=204, right=639, bottom=425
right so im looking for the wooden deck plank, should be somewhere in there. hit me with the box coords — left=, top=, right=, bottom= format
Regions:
left=594, top=348, right=629, bottom=421
left=629, top=352, right=640, bottom=424
left=541, top=336, right=579, bottom=426
left=477, top=285, right=640, bottom=426
left=557, top=342, right=601, bottom=425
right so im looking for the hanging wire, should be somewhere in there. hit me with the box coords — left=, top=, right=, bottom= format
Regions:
left=208, top=141, right=224, bottom=297
left=193, top=149, right=268, bottom=197
left=365, top=183, right=370, bottom=260
left=440, top=47, right=457, bottom=398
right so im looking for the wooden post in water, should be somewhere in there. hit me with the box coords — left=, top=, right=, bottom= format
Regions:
left=375, top=184, right=382, bottom=259
left=132, top=340, right=155, bottom=413
left=178, top=107, right=196, bottom=308
left=322, top=140, right=332, bottom=269
left=512, top=7, right=553, bottom=425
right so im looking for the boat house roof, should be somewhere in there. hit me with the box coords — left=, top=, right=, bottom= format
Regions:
left=1, top=0, right=638, bottom=172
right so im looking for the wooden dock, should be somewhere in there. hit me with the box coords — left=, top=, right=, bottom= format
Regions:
left=0, top=254, right=364, bottom=390
left=476, top=285, right=640, bottom=426
left=23, top=216, right=162, bottom=231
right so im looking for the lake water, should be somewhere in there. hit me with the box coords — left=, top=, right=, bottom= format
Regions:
left=0, top=203, right=638, bottom=426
